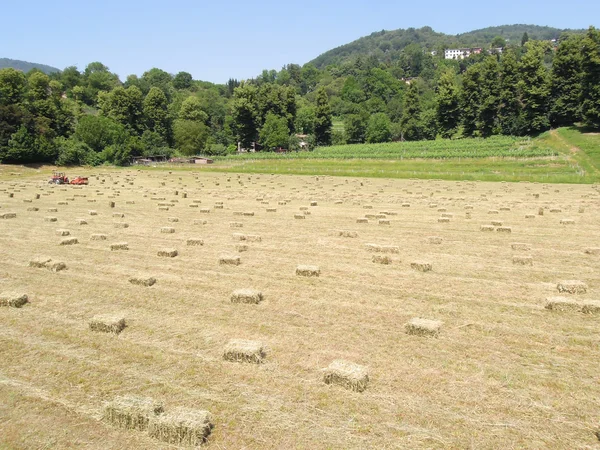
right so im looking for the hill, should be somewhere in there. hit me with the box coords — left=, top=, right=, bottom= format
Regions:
left=309, top=24, right=582, bottom=68
left=0, top=58, right=60, bottom=74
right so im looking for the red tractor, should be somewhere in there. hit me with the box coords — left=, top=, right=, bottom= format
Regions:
left=49, top=172, right=69, bottom=184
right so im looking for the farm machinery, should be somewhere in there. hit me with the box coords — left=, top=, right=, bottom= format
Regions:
left=48, top=172, right=89, bottom=185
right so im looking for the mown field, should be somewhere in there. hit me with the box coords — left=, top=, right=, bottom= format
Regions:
left=1, top=168, right=599, bottom=449
left=209, top=128, right=600, bottom=184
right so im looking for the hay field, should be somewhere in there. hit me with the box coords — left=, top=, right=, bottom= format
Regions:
left=0, top=168, right=599, bottom=449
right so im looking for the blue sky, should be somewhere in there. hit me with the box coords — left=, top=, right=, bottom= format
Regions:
left=2, top=0, right=598, bottom=83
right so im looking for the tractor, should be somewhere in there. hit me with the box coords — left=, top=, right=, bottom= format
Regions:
left=49, top=172, right=69, bottom=184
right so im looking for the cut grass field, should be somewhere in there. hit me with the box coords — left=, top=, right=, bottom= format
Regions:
left=206, top=127, right=600, bottom=183
left=0, top=168, right=599, bottom=448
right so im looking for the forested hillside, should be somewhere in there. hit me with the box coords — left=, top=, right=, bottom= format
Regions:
left=0, top=58, right=60, bottom=74
left=0, top=25, right=599, bottom=167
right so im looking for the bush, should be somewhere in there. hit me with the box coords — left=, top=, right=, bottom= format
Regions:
left=55, top=137, right=98, bottom=166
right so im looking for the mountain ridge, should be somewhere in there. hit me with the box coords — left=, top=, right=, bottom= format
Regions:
left=0, top=58, right=61, bottom=74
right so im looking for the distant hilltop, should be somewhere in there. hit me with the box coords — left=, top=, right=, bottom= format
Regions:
left=0, top=58, right=60, bottom=74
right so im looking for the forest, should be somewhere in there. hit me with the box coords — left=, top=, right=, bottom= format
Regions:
left=0, top=25, right=599, bottom=166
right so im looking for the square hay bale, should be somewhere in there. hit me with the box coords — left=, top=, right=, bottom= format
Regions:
left=294, top=214, right=305, bottom=219
left=310, top=201, right=318, bottom=206
left=303, top=210, right=311, bottom=215
left=129, top=276, right=157, bottom=287
left=193, top=219, right=207, bottom=225
left=235, top=244, right=248, bottom=252
left=491, top=220, right=503, bottom=226
left=60, top=237, right=78, bottom=246
left=160, top=227, right=175, bottom=234
left=232, top=233, right=246, bottom=241
left=428, top=236, right=443, bottom=245
left=91, top=234, right=107, bottom=241
left=114, top=222, right=129, bottom=229
left=545, top=297, right=580, bottom=312
left=581, top=301, right=600, bottom=314
left=27, top=207, right=39, bottom=211
left=219, top=254, right=241, bottom=265
left=47, top=208, right=58, bottom=213
left=243, top=211, right=255, bottom=216
left=89, top=314, right=126, bottom=334
left=496, top=227, right=512, bottom=233
left=525, top=214, right=535, bottom=219
left=356, top=218, right=369, bottom=223
left=76, top=219, right=88, bottom=225
left=511, top=243, right=531, bottom=251
left=550, top=208, right=562, bottom=213
left=323, top=360, right=369, bottom=393
left=47, top=261, right=67, bottom=272
left=158, top=207, right=169, bottom=211
left=110, top=242, right=129, bottom=251
left=88, top=210, right=98, bottom=216
left=402, top=203, right=411, bottom=208
left=480, top=225, right=495, bottom=231
left=113, top=213, right=125, bottom=218
left=379, top=219, right=391, bottom=225
left=266, top=208, right=277, bottom=212
left=441, top=213, right=453, bottom=218
left=584, top=247, right=600, bottom=255
left=538, top=207, right=544, bottom=216
left=411, top=261, right=432, bottom=272
left=223, top=339, right=266, bottom=363
left=246, top=234, right=262, bottom=242
left=56, top=229, right=70, bottom=236
left=29, top=256, right=52, bottom=268
left=338, top=230, right=358, bottom=238
left=405, top=318, right=443, bottom=337
left=557, top=280, right=587, bottom=294
left=513, top=256, right=533, bottom=266
left=158, top=248, right=178, bottom=258
left=200, top=208, right=211, bottom=213
left=148, top=407, right=213, bottom=446
left=560, top=219, right=575, bottom=225
left=231, top=289, right=264, bottom=304
left=372, top=255, right=392, bottom=264
left=488, top=210, right=499, bottom=214
left=296, top=265, right=320, bottom=277
left=186, top=238, right=204, bottom=246
left=438, top=217, right=450, bottom=223
left=0, top=293, right=28, bottom=308
left=44, top=216, right=58, bottom=222
left=230, top=222, right=244, bottom=228
left=103, top=395, right=164, bottom=431
left=167, top=217, right=179, bottom=223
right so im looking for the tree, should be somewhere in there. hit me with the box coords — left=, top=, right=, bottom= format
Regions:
left=295, top=106, right=315, bottom=134
left=550, top=33, right=584, bottom=127
left=435, top=69, right=461, bottom=138
left=0, top=68, right=27, bottom=105
left=344, top=114, right=367, bottom=144
left=82, top=62, right=120, bottom=105
left=400, top=81, right=422, bottom=140
left=173, top=71, right=193, bottom=90
left=518, top=41, right=551, bottom=134
left=143, top=87, right=171, bottom=143
left=259, top=113, right=289, bottom=149
left=366, top=112, right=392, bottom=143
left=461, top=63, right=483, bottom=137
left=491, top=36, right=506, bottom=49
left=521, top=32, right=530, bottom=47
left=478, top=56, right=501, bottom=137
left=314, top=86, right=332, bottom=146
left=581, top=26, right=600, bottom=128
left=231, top=83, right=258, bottom=148
left=498, top=49, right=522, bottom=135
left=179, top=96, right=208, bottom=122
left=97, top=86, right=144, bottom=134
left=73, top=115, right=128, bottom=153
left=173, top=119, right=209, bottom=155
left=141, top=68, right=173, bottom=98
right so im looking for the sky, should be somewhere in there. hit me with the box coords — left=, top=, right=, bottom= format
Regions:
left=2, top=0, right=598, bottom=84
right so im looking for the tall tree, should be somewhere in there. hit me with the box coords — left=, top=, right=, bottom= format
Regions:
left=173, top=71, right=193, bottom=90
left=461, top=63, right=483, bottom=137
left=143, top=87, right=171, bottom=144
left=366, top=112, right=392, bottom=143
left=435, top=69, right=460, bottom=138
left=259, top=113, right=289, bottom=149
left=521, top=32, right=530, bottom=47
left=498, top=49, right=521, bottom=135
left=518, top=41, right=551, bottom=134
left=550, top=33, right=584, bottom=127
left=399, top=82, right=422, bottom=140
left=478, top=56, right=501, bottom=137
left=231, top=83, right=258, bottom=148
left=97, top=86, right=144, bottom=134
left=581, top=26, right=600, bottom=128
left=314, top=86, right=332, bottom=146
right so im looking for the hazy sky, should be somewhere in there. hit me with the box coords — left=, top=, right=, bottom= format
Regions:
left=2, top=0, right=598, bottom=83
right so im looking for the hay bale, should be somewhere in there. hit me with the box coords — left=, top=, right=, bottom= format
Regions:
left=108, top=201, right=115, bottom=208
left=581, top=301, right=600, bottom=314
left=323, top=360, right=369, bottom=393
left=246, top=234, right=262, bottom=242
left=88, top=210, right=98, bottom=216
left=89, top=314, right=126, bottom=334
left=232, top=233, right=246, bottom=241
left=438, top=217, right=450, bottom=223
left=56, top=229, right=70, bottom=236
left=230, top=222, right=243, bottom=228
left=411, top=261, right=432, bottom=272
left=148, top=407, right=213, bottom=446
left=557, top=280, right=587, bottom=294
left=113, top=213, right=125, bottom=218
left=372, top=255, right=392, bottom=264
left=114, top=222, right=129, bottom=229
left=356, top=218, right=369, bottom=223
left=231, top=289, right=263, bottom=304
left=379, top=219, right=391, bottom=225
left=110, top=242, right=129, bottom=251
left=76, top=219, right=87, bottom=225
left=294, top=214, right=305, bottom=219
left=584, top=248, right=600, bottom=255
left=29, top=256, right=52, bottom=268
left=223, top=339, right=266, bottom=363
left=91, top=234, right=107, bottom=241
left=47, top=261, right=67, bottom=272
left=488, top=210, right=499, bottom=214
left=0, top=292, right=28, bottom=308
left=160, top=227, right=175, bottom=234
left=545, top=297, right=580, bottom=311
left=428, top=236, right=443, bottom=245
left=193, top=219, right=207, bottom=225
left=60, top=237, right=78, bottom=246
left=338, top=230, right=358, bottom=238
left=47, top=208, right=58, bottom=213
left=266, top=208, right=277, bottom=212
left=480, top=225, right=495, bottom=231
left=496, top=227, right=512, bottom=233
left=158, top=248, right=178, bottom=258
left=538, top=207, right=544, bottom=216
left=167, top=217, right=179, bottom=223
left=365, top=244, right=399, bottom=254
left=491, top=220, right=503, bottom=226
left=103, top=395, right=163, bottom=431
left=186, top=238, right=204, bottom=246
left=27, top=207, right=39, bottom=212
left=219, top=254, right=241, bottom=265
left=405, top=318, right=443, bottom=337
left=243, top=211, right=255, bottom=216
left=44, top=216, right=57, bottom=222
left=296, top=265, right=320, bottom=277
left=513, top=256, right=533, bottom=266
left=525, top=214, right=535, bottom=219
left=235, top=244, right=248, bottom=252
left=511, top=243, right=531, bottom=251
left=560, top=219, right=575, bottom=225
left=550, top=208, right=562, bottom=213
left=129, top=276, right=156, bottom=287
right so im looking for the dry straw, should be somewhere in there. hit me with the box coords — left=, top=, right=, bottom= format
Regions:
left=89, top=315, right=126, bottom=334
left=296, top=265, right=320, bottom=277
left=129, top=276, right=156, bottom=287
left=148, top=407, right=213, bottom=446
left=511, top=243, right=531, bottom=251
left=114, top=222, right=129, bottom=229
left=231, top=289, right=264, bottom=304
left=160, top=227, right=175, bottom=234
left=405, top=318, right=443, bottom=337
left=428, top=236, right=443, bottom=244
left=223, top=339, right=266, bottom=363
left=60, top=237, right=78, bottom=246
left=323, top=360, right=369, bottom=392
left=0, top=292, right=28, bottom=308
left=219, top=254, right=241, bottom=265
left=110, top=242, right=129, bottom=251
left=158, top=248, right=178, bottom=258
left=338, top=230, right=358, bottom=238
left=91, top=234, right=107, bottom=241
left=103, top=395, right=164, bottom=431
left=186, top=238, right=204, bottom=246
left=411, top=261, right=432, bottom=272
left=557, top=280, right=587, bottom=294
left=513, top=256, right=533, bottom=266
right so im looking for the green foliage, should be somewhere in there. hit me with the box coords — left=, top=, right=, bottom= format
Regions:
left=259, top=113, right=289, bottom=149
left=498, top=49, right=522, bottom=135
left=344, top=114, right=367, bottom=144
left=314, top=86, right=332, bottom=146
left=400, top=82, right=423, bottom=140
left=173, top=71, right=193, bottom=90
left=435, top=69, right=460, bottom=138
left=0, top=68, right=27, bottom=105
left=143, top=87, right=171, bottom=143
left=550, top=34, right=584, bottom=127
left=73, top=115, right=128, bottom=153
left=365, top=112, right=392, bottom=143
left=98, top=86, right=144, bottom=134
left=581, top=26, right=600, bottom=128
left=179, top=96, right=208, bottom=122
left=173, top=119, right=209, bottom=155
left=55, top=137, right=98, bottom=166
left=518, top=41, right=551, bottom=134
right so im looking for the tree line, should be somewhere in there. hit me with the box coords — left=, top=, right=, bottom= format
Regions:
left=0, top=27, right=599, bottom=166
